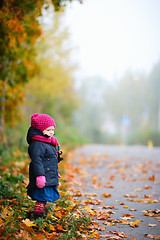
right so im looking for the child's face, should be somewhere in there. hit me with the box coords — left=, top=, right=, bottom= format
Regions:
left=43, top=126, right=55, bottom=138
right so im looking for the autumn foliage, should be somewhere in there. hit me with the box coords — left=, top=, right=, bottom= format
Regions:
left=0, top=0, right=81, bottom=141
left=0, top=1, right=41, bottom=128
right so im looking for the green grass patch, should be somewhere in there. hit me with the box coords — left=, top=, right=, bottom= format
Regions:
left=0, top=155, right=91, bottom=239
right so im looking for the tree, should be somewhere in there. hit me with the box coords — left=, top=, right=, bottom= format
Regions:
left=23, top=7, right=78, bottom=132
left=147, top=61, right=160, bottom=130
left=0, top=0, right=82, bottom=141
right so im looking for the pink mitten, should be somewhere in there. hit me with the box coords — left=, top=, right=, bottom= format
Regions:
left=36, top=175, right=46, bottom=188
left=58, top=173, right=61, bottom=178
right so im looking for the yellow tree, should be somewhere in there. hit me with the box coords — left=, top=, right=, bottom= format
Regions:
left=0, top=0, right=82, bottom=142
left=24, top=8, right=78, bottom=139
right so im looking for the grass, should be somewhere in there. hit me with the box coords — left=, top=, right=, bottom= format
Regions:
left=0, top=150, right=92, bottom=240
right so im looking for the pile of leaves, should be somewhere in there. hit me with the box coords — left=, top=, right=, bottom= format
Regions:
left=0, top=151, right=93, bottom=240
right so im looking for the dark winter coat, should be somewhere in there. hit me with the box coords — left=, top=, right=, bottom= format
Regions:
left=26, top=126, right=59, bottom=190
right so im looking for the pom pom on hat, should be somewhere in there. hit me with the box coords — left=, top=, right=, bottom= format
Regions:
left=31, top=113, right=56, bottom=131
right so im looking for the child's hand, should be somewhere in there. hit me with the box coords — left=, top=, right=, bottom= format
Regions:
left=58, top=151, right=63, bottom=163
left=36, top=175, right=46, bottom=188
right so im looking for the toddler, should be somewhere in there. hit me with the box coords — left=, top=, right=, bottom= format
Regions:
left=26, top=113, right=63, bottom=218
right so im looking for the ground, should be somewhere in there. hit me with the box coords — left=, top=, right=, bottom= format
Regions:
left=65, top=144, right=160, bottom=240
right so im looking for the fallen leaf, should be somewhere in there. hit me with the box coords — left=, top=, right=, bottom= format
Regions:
left=108, top=218, right=121, bottom=223
left=103, top=193, right=112, bottom=198
left=88, top=221, right=100, bottom=230
left=143, top=209, right=160, bottom=217
left=124, top=194, right=140, bottom=198
left=97, top=226, right=105, bottom=231
left=144, top=185, right=152, bottom=189
left=84, top=206, right=96, bottom=216
left=55, top=224, right=67, bottom=231
left=107, top=230, right=128, bottom=238
left=130, top=220, right=140, bottom=227
left=47, top=212, right=58, bottom=221
left=87, top=231, right=100, bottom=238
left=1, top=207, right=14, bottom=219
left=110, top=174, right=115, bottom=180
left=0, top=219, right=4, bottom=227
left=101, top=235, right=115, bottom=238
left=135, top=188, right=143, bottom=191
left=84, top=193, right=98, bottom=197
left=22, top=219, right=36, bottom=227
left=148, top=224, right=157, bottom=227
left=15, top=230, right=32, bottom=240
left=104, top=185, right=114, bottom=188
left=90, top=199, right=103, bottom=205
left=144, top=234, right=160, bottom=239
left=106, top=209, right=115, bottom=214
left=149, top=175, right=155, bottom=181
left=123, top=205, right=129, bottom=208
left=155, top=217, right=160, bottom=222
left=49, top=224, right=56, bottom=231
left=103, top=205, right=115, bottom=209
left=120, top=216, right=131, bottom=220
left=109, top=236, right=121, bottom=239
left=73, top=192, right=83, bottom=197
left=120, top=220, right=130, bottom=225
left=103, top=221, right=115, bottom=226
left=97, top=213, right=110, bottom=220
left=129, top=208, right=137, bottom=211
left=123, top=213, right=135, bottom=218
left=32, top=235, right=47, bottom=240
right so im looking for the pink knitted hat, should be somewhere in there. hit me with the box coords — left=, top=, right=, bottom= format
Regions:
left=31, top=113, right=55, bottom=131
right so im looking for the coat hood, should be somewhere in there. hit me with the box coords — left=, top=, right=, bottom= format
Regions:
left=26, top=126, right=44, bottom=145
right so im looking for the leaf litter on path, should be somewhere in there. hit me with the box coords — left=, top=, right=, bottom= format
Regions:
left=65, top=145, right=160, bottom=239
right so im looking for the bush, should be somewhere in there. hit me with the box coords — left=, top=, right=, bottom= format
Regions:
left=128, top=127, right=160, bottom=146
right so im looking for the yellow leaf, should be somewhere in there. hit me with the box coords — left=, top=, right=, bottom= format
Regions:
left=121, top=220, right=130, bottom=225
left=103, top=193, right=112, bottom=198
left=84, top=206, right=96, bottom=216
left=47, top=212, right=58, bottom=221
left=130, top=220, right=140, bottom=227
left=49, top=224, right=55, bottom=231
left=1, top=207, right=14, bottom=219
left=22, top=219, right=36, bottom=227
left=0, top=218, right=4, bottom=226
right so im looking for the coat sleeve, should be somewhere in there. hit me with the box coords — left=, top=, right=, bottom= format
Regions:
left=28, top=141, right=45, bottom=177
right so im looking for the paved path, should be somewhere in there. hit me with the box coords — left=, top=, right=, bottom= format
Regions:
left=66, top=145, right=160, bottom=240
